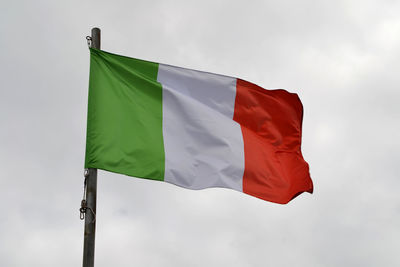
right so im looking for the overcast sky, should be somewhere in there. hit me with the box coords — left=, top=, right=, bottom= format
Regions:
left=1, top=0, right=399, bottom=266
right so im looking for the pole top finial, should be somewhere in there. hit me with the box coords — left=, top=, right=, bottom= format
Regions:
left=90, top=28, right=101, bottom=49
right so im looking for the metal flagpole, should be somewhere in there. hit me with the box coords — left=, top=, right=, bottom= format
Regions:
left=81, top=27, right=100, bottom=267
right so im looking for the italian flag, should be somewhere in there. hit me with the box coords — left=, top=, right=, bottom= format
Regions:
left=85, top=48, right=313, bottom=204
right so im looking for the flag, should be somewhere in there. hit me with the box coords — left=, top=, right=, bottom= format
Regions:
left=85, top=48, right=313, bottom=204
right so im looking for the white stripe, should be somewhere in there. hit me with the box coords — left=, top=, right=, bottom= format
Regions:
left=157, top=64, right=244, bottom=191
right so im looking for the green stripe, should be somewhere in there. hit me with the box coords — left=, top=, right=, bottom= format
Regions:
left=85, top=48, right=164, bottom=181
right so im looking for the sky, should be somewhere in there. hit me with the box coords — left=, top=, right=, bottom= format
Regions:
left=1, top=0, right=399, bottom=266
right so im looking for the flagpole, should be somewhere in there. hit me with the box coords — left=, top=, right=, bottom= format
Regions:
left=82, top=27, right=100, bottom=267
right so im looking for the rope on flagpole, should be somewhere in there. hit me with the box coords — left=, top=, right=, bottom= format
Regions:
left=80, top=169, right=96, bottom=222
left=86, top=36, right=92, bottom=47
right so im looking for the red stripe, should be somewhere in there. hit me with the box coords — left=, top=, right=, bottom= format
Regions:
left=233, top=79, right=313, bottom=204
